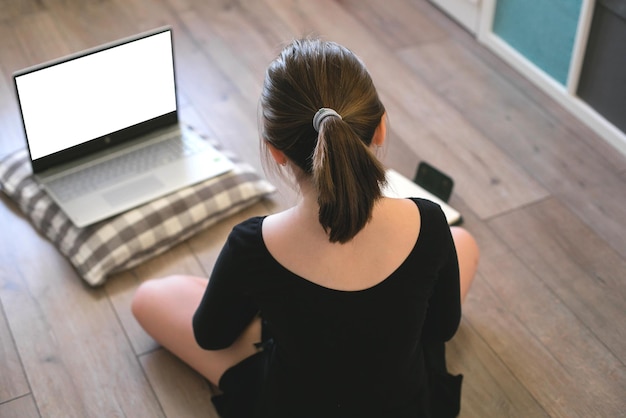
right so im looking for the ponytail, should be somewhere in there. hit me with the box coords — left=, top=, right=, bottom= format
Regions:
left=313, top=116, right=387, bottom=243
left=260, top=38, right=388, bottom=243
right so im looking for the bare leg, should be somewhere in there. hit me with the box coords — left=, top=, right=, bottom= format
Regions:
left=450, top=227, right=480, bottom=304
left=131, top=275, right=261, bottom=385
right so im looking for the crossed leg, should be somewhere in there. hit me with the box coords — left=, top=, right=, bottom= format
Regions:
left=131, top=275, right=261, bottom=385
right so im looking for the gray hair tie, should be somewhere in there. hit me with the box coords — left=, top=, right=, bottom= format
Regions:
left=313, top=108, right=342, bottom=132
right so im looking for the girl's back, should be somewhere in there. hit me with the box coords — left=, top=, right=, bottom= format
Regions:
left=202, top=198, right=460, bottom=416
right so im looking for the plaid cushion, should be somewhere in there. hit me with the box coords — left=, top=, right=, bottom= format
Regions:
left=0, top=145, right=275, bottom=286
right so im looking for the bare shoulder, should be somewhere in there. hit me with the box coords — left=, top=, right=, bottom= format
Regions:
left=369, top=197, right=421, bottom=245
left=379, top=196, right=420, bottom=218
left=261, top=207, right=299, bottom=239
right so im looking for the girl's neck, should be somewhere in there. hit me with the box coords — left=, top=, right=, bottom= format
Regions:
left=291, top=180, right=320, bottom=221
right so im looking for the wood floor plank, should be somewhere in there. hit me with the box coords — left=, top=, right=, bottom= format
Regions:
left=48, top=1, right=145, bottom=52
left=446, top=193, right=626, bottom=416
left=9, top=11, right=73, bottom=68
left=139, top=348, right=219, bottom=418
left=111, top=0, right=185, bottom=34
left=469, top=261, right=615, bottom=416
left=0, top=70, right=23, bottom=153
left=0, top=0, right=43, bottom=22
left=133, top=241, right=208, bottom=281
left=474, top=246, right=626, bottom=416
left=176, top=6, right=271, bottom=100
left=172, top=10, right=270, bottom=173
left=0, top=286, right=30, bottom=403
left=338, top=0, right=448, bottom=49
left=160, top=0, right=196, bottom=13
left=489, top=198, right=626, bottom=363
left=0, top=20, right=39, bottom=152
left=189, top=0, right=293, bottom=65
left=399, top=38, right=626, bottom=256
left=0, top=204, right=165, bottom=417
left=0, top=395, right=40, bottom=418
left=447, top=318, right=549, bottom=418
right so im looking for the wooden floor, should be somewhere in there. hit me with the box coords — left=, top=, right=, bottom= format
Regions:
left=1, top=0, right=625, bottom=417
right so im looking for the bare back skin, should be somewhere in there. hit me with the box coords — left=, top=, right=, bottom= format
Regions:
left=262, top=195, right=421, bottom=291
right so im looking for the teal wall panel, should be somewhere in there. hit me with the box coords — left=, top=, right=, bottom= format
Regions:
left=493, top=0, right=583, bottom=86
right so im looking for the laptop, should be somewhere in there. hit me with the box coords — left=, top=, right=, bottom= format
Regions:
left=13, top=26, right=234, bottom=228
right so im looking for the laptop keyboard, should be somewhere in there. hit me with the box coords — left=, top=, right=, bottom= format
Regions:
left=48, top=134, right=207, bottom=202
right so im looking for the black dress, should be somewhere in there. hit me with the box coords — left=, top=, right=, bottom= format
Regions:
left=193, top=198, right=462, bottom=417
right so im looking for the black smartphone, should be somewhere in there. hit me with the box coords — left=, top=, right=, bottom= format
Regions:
left=413, top=161, right=454, bottom=202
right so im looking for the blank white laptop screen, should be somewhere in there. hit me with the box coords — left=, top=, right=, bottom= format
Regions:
left=15, top=30, right=176, bottom=160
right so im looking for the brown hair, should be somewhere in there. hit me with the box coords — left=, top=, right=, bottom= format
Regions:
left=260, top=39, right=387, bottom=243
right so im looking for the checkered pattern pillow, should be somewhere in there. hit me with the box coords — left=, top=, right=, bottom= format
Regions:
left=0, top=146, right=275, bottom=286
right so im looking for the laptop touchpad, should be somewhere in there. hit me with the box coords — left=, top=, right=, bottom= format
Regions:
left=103, top=176, right=165, bottom=207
